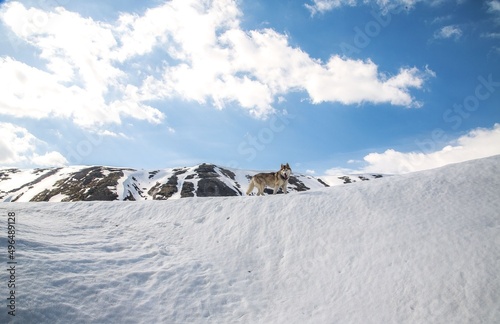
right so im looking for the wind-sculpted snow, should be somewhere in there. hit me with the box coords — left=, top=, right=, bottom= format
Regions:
left=0, top=155, right=498, bottom=323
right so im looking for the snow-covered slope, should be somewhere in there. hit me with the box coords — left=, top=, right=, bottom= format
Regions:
left=0, top=164, right=336, bottom=202
left=1, top=155, right=499, bottom=323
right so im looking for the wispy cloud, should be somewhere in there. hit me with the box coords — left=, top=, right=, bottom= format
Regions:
left=481, top=32, right=500, bottom=38
left=429, top=15, right=452, bottom=25
left=488, top=0, right=500, bottom=13
left=487, top=0, right=500, bottom=23
left=98, top=130, right=131, bottom=139
left=305, top=0, right=463, bottom=15
left=434, top=25, right=463, bottom=40
left=305, top=0, right=357, bottom=16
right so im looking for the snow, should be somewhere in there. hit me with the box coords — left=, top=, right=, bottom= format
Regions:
left=1, top=164, right=335, bottom=202
left=321, top=173, right=389, bottom=186
left=48, top=193, right=67, bottom=202
left=1, top=155, right=499, bottom=323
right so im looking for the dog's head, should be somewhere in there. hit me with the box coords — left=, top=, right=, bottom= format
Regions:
left=280, top=163, right=291, bottom=180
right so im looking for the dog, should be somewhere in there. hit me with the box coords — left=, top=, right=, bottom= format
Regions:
left=246, top=163, right=291, bottom=196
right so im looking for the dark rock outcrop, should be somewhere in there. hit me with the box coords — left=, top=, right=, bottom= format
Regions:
left=181, top=182, right=195, bottom=197
left=195, top=164, right=239, bottom=197
left=30, top=167, right=123, bottom=202
left=148, top=175, right=178, bottom=200
left=288, top=176, right=309, bottom=192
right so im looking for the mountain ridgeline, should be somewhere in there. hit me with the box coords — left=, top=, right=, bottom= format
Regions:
left=0, top=163, right=386, bottom=202
left=0, top=164, right=313, bottom=202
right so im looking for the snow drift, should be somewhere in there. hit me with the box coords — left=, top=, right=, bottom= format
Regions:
left=0, top=155, right=499, bottom=323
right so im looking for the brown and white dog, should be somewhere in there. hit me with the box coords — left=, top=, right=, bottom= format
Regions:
left=246, top=163, right=291, bottom=196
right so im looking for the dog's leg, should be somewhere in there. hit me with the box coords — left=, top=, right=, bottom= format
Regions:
left=259, top=184, right=265, bottom=196
left=246, top=179, right=255, bottom=196
left=282, top=182, right=287, bottom=194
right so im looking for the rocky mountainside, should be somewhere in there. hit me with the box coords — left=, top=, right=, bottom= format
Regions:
left=0, top=163, right=383, bottom=202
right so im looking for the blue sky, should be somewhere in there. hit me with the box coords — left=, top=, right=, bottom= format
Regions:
left=0, top=0, right=499, bottom=174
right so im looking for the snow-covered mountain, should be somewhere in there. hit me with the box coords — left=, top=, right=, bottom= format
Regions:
left=0, top=163, right=384, bottom=202
left=0, top=155, right=498, bottom=323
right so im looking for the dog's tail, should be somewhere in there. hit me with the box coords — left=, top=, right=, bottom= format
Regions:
left=246, top=178, right=255, bottom=195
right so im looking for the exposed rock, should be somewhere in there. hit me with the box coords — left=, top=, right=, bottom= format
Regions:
left=9, top=168, right=62, bottom=201
left=30, top=167, right=122, bottom=202
left=197, top=178, right=238, bottom=197
left=148, top=175, right=178, bottom=200
left=172, top=168, right=188, bottom=175
left=181, top=182, right=195, bottom=198
left=31, top=189, right=52, bottom=202
left=317, top=178, right=330, bottom=187
left=0, top=168, right=18, bottom=181
left=338, top=176, right=352, bottom=184
left=193, top=164, right=239, bottom=197
left=148, top=171, right=159, bottom=179
left=263, top=187, right=285, bottom=195
left=288, top=176, right=310, bottom=192
left=219, top=167, right=236, bottom=180
left=195, top=163, right=219, bottom=178
left=131, top=183, right=144, bottom=198
left=124, top=190, right=136, bottom=201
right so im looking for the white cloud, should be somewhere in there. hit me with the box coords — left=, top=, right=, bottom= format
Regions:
left=115, top=0, right=241, bottom=62
left=303, top=59, right=431, bottom=107
left=331, top=124, right=500, bottom=174
left=1, top=3, right=119, bottom=93
left=31, top=151, right=68, bottom=167
left=0, top=2, right=164, bottom=129
left=0, top=122, right=68, bottom=167
left=0, top=0, right=432, bottom=127
left=0, top=56, right=116, bottom=126
left=147, top=26, right=432, bottom=115
left=434, top=25, right=463, bottom=40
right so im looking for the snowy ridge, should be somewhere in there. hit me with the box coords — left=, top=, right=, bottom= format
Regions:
left=0, top=155, right=498, bottom=323
left=0, top=163, right=360, bottom=202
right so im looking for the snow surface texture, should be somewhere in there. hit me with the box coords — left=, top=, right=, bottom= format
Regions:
left=0, top=155, right=499, bottom=323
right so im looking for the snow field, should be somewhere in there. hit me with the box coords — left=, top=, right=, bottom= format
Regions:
left=0, top=155, right=499, bottom=323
